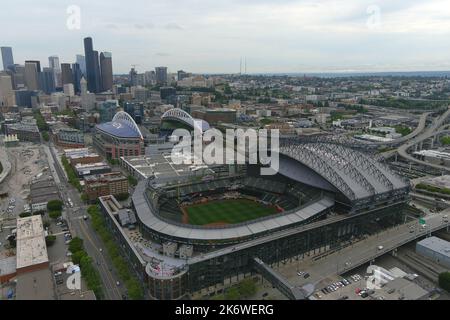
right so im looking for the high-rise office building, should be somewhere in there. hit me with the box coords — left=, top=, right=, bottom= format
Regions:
left=1, top=47, right=14, bottom=71
left=84, top=37, right=102, bottom=93
left=155, top=67, right=168, bottom=85
left=24, top=61, right=40, bottom=90
left=76, top=54, right=86, bottom=75
left=61, top=63, right=73, bottom=85
left=177, top=70, right=189, bottom=81
left=39, top=68, right=56, bottom=94
left=12, top=65, right=25, bottom=89
left=93, top=50, right=102, bottom=91
left=124, top=102, right=144, bottom=124
left=72, top=63, right=82, bottom=93
left=0, top=74, right=16, bottom=106
left=25, top=60, right=41, bottom=73
left=48, top=56, right=60, bottom=70
left=129, top=68, right=138, bottom=86
left=48, top=56, right=61, bottom=87
left=100, top=52, right=113, bottom=92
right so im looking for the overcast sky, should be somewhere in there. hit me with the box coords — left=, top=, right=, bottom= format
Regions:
left=2, top=0, right=450, bottom=74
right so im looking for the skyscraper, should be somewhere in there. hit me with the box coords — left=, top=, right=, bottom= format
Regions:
left=61, top=63, right=73, bottom=85
left=25, top=60, right=41, bottom=73
left=177, top=70, right=189, bottom=81
left=24, top=61, right=39, bottom=90
left=155, top=67, right=168, bottom=85
left=12, top=65, right=25, bottom=89
left=129, top=68, right=138, bottom=86
left=100, top=52, right=113, bottom=92
left=48, top=56, right=60, bottom=70
left=0, top=74, right=16, bottom=106
left=84, top=37, right=101, bottom=93
left=76, top=54, right=86, bottom=75
left=1, top=47, right=14, bottom=71
left=48, top=56, right=61, bottom=87
left=72, top=63, right=82, bottom=93
left=39, top=67, right=56, bottom=94
left=93, top=50, right=102, bottom=92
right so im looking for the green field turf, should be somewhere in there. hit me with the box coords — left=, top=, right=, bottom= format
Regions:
left=185, top=198, right=278, bottom=226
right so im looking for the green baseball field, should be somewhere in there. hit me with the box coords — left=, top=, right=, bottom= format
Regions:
left=183, top=198, right=279, bottom=226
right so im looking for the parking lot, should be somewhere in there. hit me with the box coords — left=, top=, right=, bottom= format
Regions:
left=0, top=145, right=50, bottom=218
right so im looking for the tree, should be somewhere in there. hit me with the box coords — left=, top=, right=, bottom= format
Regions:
left=115, top=193, right=129, bottom=201
left=68, top=237, right=84, bottom=254
left=72, top=250, right=88, bottom=265
left=45, top=235, right=56, bottom=246
left=47, top=199, right=63, bottom=211
left=128, top=175, right=138, bottom=186
left=441, top=136, right=450, bottom=145
left=49, top=210, right=62, bottom=220
left=439, top=272, right=450, bottom=292
left=19, top=212, right=31, bottom=218
left=225, top=287, right=240, bottom=300
left=42, top=131, right=49, bottom=141
left=126, top=279, right=144, bottom=300
left=237, top=278, right=257, bottom=298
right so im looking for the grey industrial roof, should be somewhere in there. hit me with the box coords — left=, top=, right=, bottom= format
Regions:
left=132, top=180, right=334, bottom=241
left=280, top=142, right=409, bottom=201
left=0, top=256, right=16, bottom=276
left=417, top=236, right=450, bottom=258
left=16, top=269, right=55, bottom=300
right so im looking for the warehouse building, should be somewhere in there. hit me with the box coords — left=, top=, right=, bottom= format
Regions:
left=416, top=236, right=450, bottom=269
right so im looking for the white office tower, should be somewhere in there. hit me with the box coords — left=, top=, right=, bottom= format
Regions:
left=80, top=77, right=95, bottom=110
left=48, top=55, right=61, bottom=87
left=64, top=83, right=75, bottom=97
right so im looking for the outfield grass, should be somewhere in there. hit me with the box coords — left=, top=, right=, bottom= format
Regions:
left=185, top=198, right=278, bottom=226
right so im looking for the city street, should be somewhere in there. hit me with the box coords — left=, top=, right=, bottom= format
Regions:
left=47, top=142, right=124, bottom=300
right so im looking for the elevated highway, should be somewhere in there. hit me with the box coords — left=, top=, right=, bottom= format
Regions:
left=280, top=210, right=450, bottom=290
left=395, top=108, right=450, bottom=172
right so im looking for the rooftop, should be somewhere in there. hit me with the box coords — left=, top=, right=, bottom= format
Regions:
left=16, top=269, right=55, bottom=300
left=16, top=215, right=49, bottom=270
left=417, top=236, right=450, bottom=258
left=0, top=256, right=16, bottom=277
left=96, top=111, right=143, bottom=139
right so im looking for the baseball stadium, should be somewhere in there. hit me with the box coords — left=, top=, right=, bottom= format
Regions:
left=98, top=110, right=412, bottom=299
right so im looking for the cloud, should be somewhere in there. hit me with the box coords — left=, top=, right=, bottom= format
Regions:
left=135, top=23, right=154, bottom=30
left=163, top=23, right=183, bottom=30
left=2, top=0, right=450, bottom=73
left=105, top=23, right=118, bottom=29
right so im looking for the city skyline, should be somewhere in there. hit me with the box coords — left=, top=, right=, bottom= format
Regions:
left=2, top=0, right=450, bottom=74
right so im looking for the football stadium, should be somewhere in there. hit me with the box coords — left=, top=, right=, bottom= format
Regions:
left=93, top=111, right=145, bottom=159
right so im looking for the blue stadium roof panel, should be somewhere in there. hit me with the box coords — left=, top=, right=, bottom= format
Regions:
left=96, top=120, right=141, bottom=138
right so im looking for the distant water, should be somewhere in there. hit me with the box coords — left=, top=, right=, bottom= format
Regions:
left=252, top=71, right=450, bottom=78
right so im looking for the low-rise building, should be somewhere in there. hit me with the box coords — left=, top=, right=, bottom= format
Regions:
left=30, top=177, right=61, bottom=212
left=5, top=122, right=40, bottom=142
left=16, top=215, right=49, bottom=274
left=84, top=172, right=129, bottom=201
left=416, top=236, right=450, bottom=269
left=74, top=161, right=111, bottom=178
left=54, top=126, right=85, bottom=148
